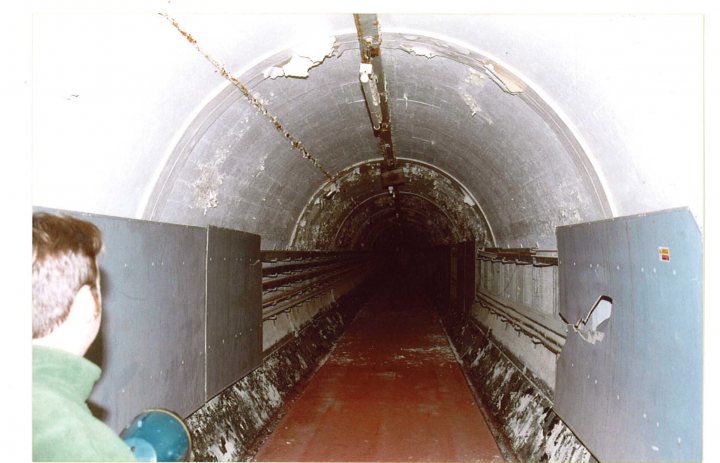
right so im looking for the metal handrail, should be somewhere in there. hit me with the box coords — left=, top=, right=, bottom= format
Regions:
left=262, top=259, right=362, bottom=290
left=260, top=250, right=374, bottom=320
left=477, top=247, right=558, bottom=267
left=475, top=288, right=566, bottom=354
left=262, top=255, right=360, bottom=277
left=262, top=267, right=363, bottom=319
left=262, top=264, right=361, bottom=306
left=260, top=250, right=367, bottom=261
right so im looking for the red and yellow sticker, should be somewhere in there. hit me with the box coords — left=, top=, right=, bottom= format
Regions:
left=658, top=246, right=670, bottom=262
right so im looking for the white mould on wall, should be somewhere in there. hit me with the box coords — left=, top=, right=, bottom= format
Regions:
left=192, top=149, right=229, bottom=214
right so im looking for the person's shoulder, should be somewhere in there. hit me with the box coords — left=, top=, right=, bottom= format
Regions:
left=32, top=385, right=135, bottom=461
left=33, top=406, right=135, bottom=461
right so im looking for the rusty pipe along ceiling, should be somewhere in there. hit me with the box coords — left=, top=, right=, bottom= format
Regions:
left=31, top=12, right=703, bottom=250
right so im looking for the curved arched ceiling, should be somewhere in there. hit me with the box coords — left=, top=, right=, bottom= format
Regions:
left=143, top=30, right=610, bottom=249
left=31, top=12, right=703, bottom=250
left=290, top=159, right=492, bottom=250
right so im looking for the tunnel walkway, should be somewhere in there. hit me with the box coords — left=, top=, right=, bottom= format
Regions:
left=253, top=282, right=504, bottom=462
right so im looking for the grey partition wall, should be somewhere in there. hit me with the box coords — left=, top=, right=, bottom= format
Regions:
left=206, top=226, right=262, bottom=398
left=555, top=208, right=702, bottom=462
left=33, top=208, right=263, bottom=433
left=38, top=209, right=209, bottom=432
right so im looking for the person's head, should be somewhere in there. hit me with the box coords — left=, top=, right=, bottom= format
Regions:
left=32, top=213, right=104, bottom=355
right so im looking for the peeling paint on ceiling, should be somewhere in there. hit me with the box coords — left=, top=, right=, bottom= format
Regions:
left=265, top=36, right=338, bottom=79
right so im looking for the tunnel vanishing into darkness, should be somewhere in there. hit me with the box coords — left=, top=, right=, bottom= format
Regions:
left=32, top=11, right=704, bottom=463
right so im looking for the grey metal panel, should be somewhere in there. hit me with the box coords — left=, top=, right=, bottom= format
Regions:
left=555, top=208, right=702, bottom=462
left=205, top=226, right=262, bottom=399
left=34, top=207, right=207, bottom=432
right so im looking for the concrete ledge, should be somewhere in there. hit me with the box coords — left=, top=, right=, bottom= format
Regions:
left=446, top=317, right=593, bottom=463
left=186, top=290, right=366, bottom=461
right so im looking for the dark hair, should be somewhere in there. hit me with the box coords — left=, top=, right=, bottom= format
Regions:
left=32, top=213, right=103, bottom=338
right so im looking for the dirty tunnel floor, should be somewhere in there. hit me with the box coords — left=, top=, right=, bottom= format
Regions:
left=253, top=283, right=505, bottom=462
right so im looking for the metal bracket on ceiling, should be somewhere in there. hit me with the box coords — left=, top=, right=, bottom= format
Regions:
left=354, top=13, right=397, bottom=172
left=359, top=63, right=383, bottom=131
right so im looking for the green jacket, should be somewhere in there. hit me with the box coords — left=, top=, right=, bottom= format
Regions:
left=32, top=345, right=135, bottom=462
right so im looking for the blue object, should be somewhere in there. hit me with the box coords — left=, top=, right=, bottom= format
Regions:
left=120, top=409, right=192, bottom=462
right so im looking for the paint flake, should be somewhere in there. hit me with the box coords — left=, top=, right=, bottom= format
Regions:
left=400, top=43, right=437, bottom=58
left=267, top=36, right=337, bottom=79
left=483, top=62, right=526, bottom=94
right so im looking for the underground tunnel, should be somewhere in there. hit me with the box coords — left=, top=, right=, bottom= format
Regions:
left=30, top=11, right=704, bottom=463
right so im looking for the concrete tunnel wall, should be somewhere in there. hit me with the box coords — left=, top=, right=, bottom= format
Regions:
left=31, top=10, right=704, bottom=462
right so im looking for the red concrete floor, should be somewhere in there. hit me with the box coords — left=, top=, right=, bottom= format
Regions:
left=253, top=284, right=505, bottom=462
